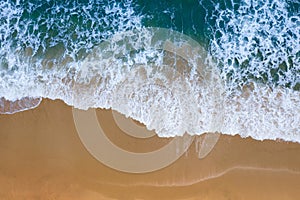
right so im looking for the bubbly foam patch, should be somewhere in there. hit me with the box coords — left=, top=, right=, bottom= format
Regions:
left=222, top=84, right=300, bottom=141
left=206, top=0, right=299, bottom=90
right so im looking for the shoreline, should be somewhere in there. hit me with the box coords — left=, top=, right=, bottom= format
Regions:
left=0, top=99, right=300, bottom=199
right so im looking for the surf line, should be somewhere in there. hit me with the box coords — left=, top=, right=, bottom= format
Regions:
left=72, top=27, right=222, bottom=173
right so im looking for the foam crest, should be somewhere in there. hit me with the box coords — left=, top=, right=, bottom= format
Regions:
left=69, top=27, right=299, bottom=141
left=70, top=28, right=223, bottom=136
left=222, top=84, right=300, bottom=142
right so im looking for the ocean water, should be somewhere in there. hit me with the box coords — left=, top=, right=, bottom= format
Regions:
left=0, top=0, right=299, bottom=142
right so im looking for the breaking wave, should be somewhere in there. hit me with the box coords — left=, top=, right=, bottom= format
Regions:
left=0, top=0, right=299, bottom=142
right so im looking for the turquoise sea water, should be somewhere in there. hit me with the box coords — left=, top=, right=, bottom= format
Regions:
left=0, top=0, right=299, bottom=142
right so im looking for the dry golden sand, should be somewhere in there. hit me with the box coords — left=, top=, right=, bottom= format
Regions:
left=0, top=99, right=300, bottom=199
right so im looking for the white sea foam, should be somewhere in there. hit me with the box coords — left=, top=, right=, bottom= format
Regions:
left=0, top=0, right=299, bottom=142
left=202, top=0, right=300, bottom=141
left=205, top=0, right=300, bottom=90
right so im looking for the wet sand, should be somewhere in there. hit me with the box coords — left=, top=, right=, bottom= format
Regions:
left=0, top=99, right=300, bottom=199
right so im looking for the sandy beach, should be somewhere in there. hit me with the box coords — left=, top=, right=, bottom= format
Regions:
left=1, top=0, right=299, bottom=199
left=0, top=99, right=300, bottom=199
